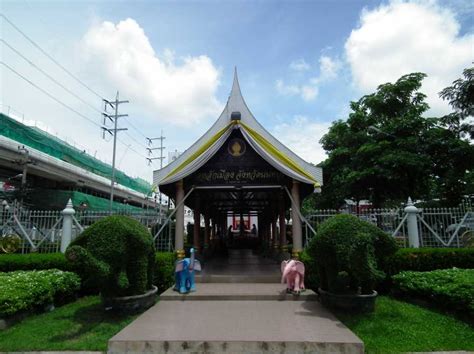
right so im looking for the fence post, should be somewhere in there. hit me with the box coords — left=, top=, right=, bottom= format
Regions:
left=404, top=197, right=420, bottom=248
left=60, top=199, right=75, bottom=253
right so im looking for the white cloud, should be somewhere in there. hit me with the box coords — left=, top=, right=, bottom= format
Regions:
left=272, top=115, right=330, bottom=164
left=277, top=55, right=340, bottom=101
left=81, top=18, right=222, bottom=126
left=275, top=80, right=318, bottom=101
left=301, top=85, right=318, bottom=101
left=318, top=55, right=342, bottom=81
left=345, top=0, right=473, bottom=115
left=289, top=59, right=311, bottom=71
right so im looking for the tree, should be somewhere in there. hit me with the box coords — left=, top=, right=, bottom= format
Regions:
left=439, top=66, right=474, bottom=139
left=312, top=71, right=474, bottom=209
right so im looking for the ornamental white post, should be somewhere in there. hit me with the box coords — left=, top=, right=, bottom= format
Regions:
left=404, top=197, right=420, bottom=248
left=60, top=199, right=75, bottom=253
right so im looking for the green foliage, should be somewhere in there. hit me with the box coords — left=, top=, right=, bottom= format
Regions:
left=66, top=215, right=155, bottom=298
left=0, top=253, right=72, bottom=272
left=336, top=296, right=474, bottom=353
left=0, top=270, right=80, bottom=317
left=315, top=70, right=474, bottom=208
left=392, top=269, right=474, bottom=316
left=439, top=66, right=474, bottom=139
left=385, top=248, right=474, bottom=275
left=154, top=252, right=176, bottom=294
left=307, top=214, right=397, bottom=294
left=0, top=296, right=137, bottom=352
left=299, top=250, right=319, bottom=291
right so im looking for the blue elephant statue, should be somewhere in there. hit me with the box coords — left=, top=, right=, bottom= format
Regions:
left=174, top=248, right=202, bottom=294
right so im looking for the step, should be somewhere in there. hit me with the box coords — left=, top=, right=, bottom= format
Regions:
left=195, top=274, right=281, bottom=283
left=108, top=300, right=364, bottom=353
left=160, top=283, right=318, bottom=301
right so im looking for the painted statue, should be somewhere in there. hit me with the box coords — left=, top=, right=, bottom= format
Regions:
left=281, top=259, right=305, bottom=294
left=174, top=248, right=202, bottom=294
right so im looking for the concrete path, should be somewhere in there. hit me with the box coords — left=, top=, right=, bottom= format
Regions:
left=196, top=249, right=280, bottom=283
left=108, top=250, right=363, bottom=353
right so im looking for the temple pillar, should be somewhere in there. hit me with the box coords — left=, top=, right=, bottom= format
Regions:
left=291, top=180, right=302, bottom=259
left=279, top=193, right=287, bottom=252
left=204, top=214, right=210, bottom=249
left=193, top=196, right=200, bottom=253
left=175, top=180, right=185, bottom=260
left=271, top=217, right=278, bottom=251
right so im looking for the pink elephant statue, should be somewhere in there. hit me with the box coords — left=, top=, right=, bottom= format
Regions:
left=281, top=260, right=305, bottom=294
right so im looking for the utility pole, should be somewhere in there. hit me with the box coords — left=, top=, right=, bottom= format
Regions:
left=102, top=91, right=129, bottom=211
left=146, top=131, right=166, bottom=220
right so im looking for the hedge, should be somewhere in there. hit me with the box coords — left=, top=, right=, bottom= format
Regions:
left=392, top=268, right=474, bottom=316
left=0, top=252, right=176, bottom=295
left=300, top=250, right=319, bottom=291
left=154, top=252, right=176, bottom=294
left=0, top=269, right=81, bottom=317
left=0, top=253, right=72, bottom=273
left=385, top=248, right=474, bottom=275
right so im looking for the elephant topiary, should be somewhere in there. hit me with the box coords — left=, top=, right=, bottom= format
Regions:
left=307, top=214, right=398, bottom=295
left=65, top=215, right=155, bottom=299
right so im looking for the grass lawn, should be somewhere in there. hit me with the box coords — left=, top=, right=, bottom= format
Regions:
left=335, top=296, right=474, bottom=353
left=0, top=296, right=137, bottom=352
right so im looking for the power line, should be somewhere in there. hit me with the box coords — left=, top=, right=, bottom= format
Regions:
left=1, top=61, right=102, bottom=128
left=1, top=39, right=103, bottom=115
left=124, top=131, right=148, bottom=150
left=1, top=13, right=104, bottom=100
left=2, top=61, right=148, bottom=162
left=123, top=116, right=148, bottom=139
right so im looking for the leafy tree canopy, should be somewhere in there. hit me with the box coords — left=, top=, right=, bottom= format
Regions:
left=310, top=70, right=474, bottom=210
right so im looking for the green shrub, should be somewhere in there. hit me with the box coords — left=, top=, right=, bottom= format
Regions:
left=154, top=252, right=176, bottom=294
left=66, top=215, right=155, bottom=298
left=307, top=214, right=398, bottom=294
left=392, top=268, right=474, bottom=315
left=300, top=250, right=319, bottom=291
left=0, top=253, right=72, bottom=272
left=385, top=248, right=474, bottom=275
left=0, top=269, right=80, bottom=317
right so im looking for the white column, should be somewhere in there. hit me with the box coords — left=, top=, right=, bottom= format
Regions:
left=175, top=180, right=185, bottom=259
left=405, top=197, right=420, bottom=248
left=60, top=199, right=75, bottom=253
left=291, top=180, right=302, bottom=258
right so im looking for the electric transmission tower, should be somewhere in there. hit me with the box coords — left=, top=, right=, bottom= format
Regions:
left=101, top=91, right=129, bottom=211
left=146, top=131, right=166, bottom=217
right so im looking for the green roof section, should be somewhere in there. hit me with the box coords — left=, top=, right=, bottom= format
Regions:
left=0, top=113, right=152, bottom=194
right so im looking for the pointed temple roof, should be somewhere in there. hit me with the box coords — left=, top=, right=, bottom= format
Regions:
left=153, top=69, right=323, bottom=189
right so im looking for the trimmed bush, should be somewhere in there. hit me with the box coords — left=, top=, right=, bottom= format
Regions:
left=0, top=253, right=72, bottom=272
left=0, top=269, right=80, bottom=317
left=300, top=250, right=319, bottom=291
left=154, top=252, right=175, bottom=294
left=307, top=214, right=398, bottom=294
left=392, top=268, right=474, bottom=315
left=66, top=215, right=155, bottom=298
left=385, top=248, right=474, bottom=275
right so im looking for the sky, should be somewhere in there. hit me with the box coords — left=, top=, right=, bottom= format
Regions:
left=1, top=0, right=473, bottom=184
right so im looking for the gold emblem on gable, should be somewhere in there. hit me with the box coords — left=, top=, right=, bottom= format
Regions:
left=228, top=138, right=246, bottom=157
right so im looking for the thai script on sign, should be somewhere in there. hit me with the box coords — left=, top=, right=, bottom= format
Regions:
left=195, top=169, right=282, bottom=183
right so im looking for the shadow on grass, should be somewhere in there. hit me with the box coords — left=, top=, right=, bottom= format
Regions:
left=49, top=300, right=135, bottom=343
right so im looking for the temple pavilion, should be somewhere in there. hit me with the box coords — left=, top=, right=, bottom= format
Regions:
left=153, top=70, right=323, bottom=260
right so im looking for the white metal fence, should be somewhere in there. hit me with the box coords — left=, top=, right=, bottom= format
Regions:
left=0, top=199, right=172, bottom=253
left=303, top=199, right=473, bottom=248
left=1, top=198, right=473, bottom=254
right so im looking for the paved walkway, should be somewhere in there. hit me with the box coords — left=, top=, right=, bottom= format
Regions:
left=196, top=249, right=280, bottom=283
left=108, top=250, right=364, bottom=354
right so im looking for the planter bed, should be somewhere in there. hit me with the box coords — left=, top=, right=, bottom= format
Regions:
left=0, top=269, right=80, bottom=329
